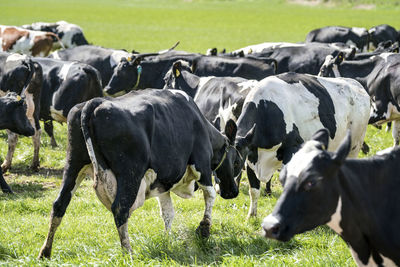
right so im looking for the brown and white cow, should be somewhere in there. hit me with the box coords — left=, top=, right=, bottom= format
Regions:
left=0, top=25, right=62, bottom=57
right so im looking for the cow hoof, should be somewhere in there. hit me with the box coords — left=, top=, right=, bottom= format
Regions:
left=30, top=164, right=40, bottom=172
left=264, top=188, right=272, bottom=196
left=1, top=163, right=10, bottom=173
left=38, top=246, right=51, bottom=259
left=196, top=220, right=211, bottom=238
left=361, top=142, right=370, bottom=154
left=1, top=187, right=14, bottom=194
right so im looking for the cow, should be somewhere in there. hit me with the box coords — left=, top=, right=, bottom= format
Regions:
left=0, top=52, right=42, bottom=171
left=163, top=60, right=256, bottom=130
left=22, top=20, right=88, bottom=49
left=231, top=72, right=370, bottom=218
left=38, top=89, right=242, bottom=259
left=262, top=129, right=400, bottom=266
left=249, top=42, right=355, bottom=75
left=49, top=45, right=130, bottom=86
left=350, top=41, right=399, bottom=61
left=368, top=24, right=399, bottom=49
left=0, top=93, right=36, bottom=193
left=104, top=52, right=275, bottom=96
left=306, top=26, right=369, bottom=51
left=1, top=57, right=103, bottom=171
left=318, top=52, right=400, bottom=145
left=0, top=25, right=63, bottom=56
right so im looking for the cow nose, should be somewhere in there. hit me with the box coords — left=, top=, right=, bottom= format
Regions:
left=261, top=214, right=281, bottom=239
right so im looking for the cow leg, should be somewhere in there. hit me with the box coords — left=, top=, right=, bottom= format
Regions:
left=264, top=180, right=272, bottom=196
left=38, top=160, right=89, bottom=259
left=30, top=129, right=41, bottom=171
left=1, top=130, right=18, bottom=172
left=247, top=167, right=260, bottom=219
left=111, top=167, right=146, bottom=253
left=0, top=168, right=13, bottom=194
left=196, top=183, right=216, bottom=238
left=157, top=192, right=175, bottom=231
left=44, top=120, right=57, bottom=148
left=392, top=120, right=400, bottom=146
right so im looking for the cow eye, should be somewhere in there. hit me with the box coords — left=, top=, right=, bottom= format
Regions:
left=303, top=179, right=316, bottom=191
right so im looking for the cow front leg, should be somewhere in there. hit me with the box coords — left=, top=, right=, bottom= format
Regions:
left=1, top=130, right=18, bottom=172
left=265, top=180, right=272, bottom=196
left=44, top=120, right=57, bottom=148
left=196, top=184, right=216, bottom=238
left=30, top=129, right=41, bottom=171
left=0, top=168, right=13, bottom=194
left=392, top=120, right=400, bottom=146
left=247, top=167, right=260, bottom=219
left=157, top=192, right=175, bottom=231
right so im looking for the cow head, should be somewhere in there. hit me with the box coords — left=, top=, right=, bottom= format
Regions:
left=104, top=56, right=142, bottom=96
left=213, top=119, right=243, bottom=199
left=163, top=60, right=199, bottom=98
left=318, top=52, right=345, bottom=77
left=0, top=93, right=35, bottom=136
left=262, top=128, right=350, bottom=241
left=1, top=55, right=36, bottom=95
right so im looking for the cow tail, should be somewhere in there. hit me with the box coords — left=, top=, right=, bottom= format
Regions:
left=80, top=98, right=105, bottom=182
left=46, top=32, right=65, bottom=49
left=82, top=65, right=103, bottom=96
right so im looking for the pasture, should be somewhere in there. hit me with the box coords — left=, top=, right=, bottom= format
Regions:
left=0, top=0, right=398, bottom=265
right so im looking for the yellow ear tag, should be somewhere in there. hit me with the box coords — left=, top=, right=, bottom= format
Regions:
left=16, top=95, right=21, bottom=101
left=175, top=69, right=181, bottom=77
left=127, top=56, right=132, bottom=62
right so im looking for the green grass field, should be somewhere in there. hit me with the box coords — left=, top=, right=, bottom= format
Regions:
left=0, top=0, right=397, bottom=266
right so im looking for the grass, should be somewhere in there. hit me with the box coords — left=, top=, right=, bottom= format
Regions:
left=0, top=0, right=396, bottom=265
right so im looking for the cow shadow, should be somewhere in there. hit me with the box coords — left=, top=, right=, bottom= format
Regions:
left=0, top=244, right=15, bottom=261
left=6, top=165, right=63, bottom=177
left=137, top=226, right=303, bottom=265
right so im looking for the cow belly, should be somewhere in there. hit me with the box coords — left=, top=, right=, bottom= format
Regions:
left=247, top=145, right=282, bottom=183
left=171, top=165, right=201, bottom=198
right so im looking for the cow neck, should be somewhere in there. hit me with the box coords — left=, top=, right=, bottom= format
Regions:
left=338, top=58, right=378, bottom=89
left=334, top=161, right=392, bottom=264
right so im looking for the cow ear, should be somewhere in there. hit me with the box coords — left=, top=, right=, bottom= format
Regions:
left=311, top=128, right=330, bottom=150
left=173, top=61, right=182, bottom=78
left=332, top=130, right=351, bottom=165
left=191, top=60, right=197, bottom=73
left=236, top=124, right=255, bottom=148
left=212, top=117, right=221, bottom=131
left=224, top=119, right=237, bottom=145
left=121, top=57, right=128, bottom=63
left=335, top=52, right=345, bottom=64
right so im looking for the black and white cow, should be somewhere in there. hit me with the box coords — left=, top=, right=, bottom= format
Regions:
left=0, top=52, right=42, bottom=171
left=262, top=129, right=400, bottom=266
left=163, top=60, right=257, bottom=129
left=38, top=89, right=241, bottom=258
left=22, top=21, right=88, bottom=49
left=35, top=57, right=103, bottom=146
left=306, top=26, right=369, bottom=51
left=368, top=24, right=399, bottom=49
left=319, top=52, right=400, bottom=145
left=0, top=93, right=35, bottom=193
left=104, top=53, right=275, bottom=96
left=232, top=72, right=370, bottom=218
left=49, top=45, right=130, bottom=86
left=250, top=42, right=355, bottom=75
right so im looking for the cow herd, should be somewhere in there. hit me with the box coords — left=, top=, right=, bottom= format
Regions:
left=0, top=21, right=399, bottom=265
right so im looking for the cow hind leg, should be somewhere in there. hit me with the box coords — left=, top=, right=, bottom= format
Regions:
left=111, top=168, right=146, bottom=253
left=38, top=162, right=89, bottom=259
left=1, top=131, right=18, bottom=172
left=0, top=168, right=13, bottom=194
left=44, top=120, right=57, bottom=148
left=30, top=129, right=41, bottom=171
left=247, top=167, right=261, bottom=219
left=157, top=192, right=175, bottom=232
left=392, top=120, right=400, bottom=146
